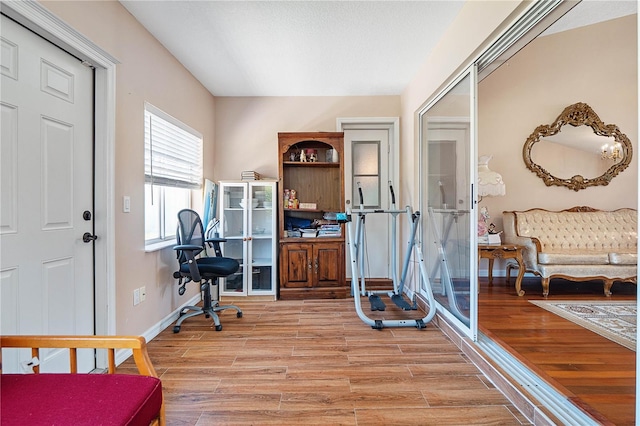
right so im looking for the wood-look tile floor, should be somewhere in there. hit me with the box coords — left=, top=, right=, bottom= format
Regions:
left=120, top=298, right=530, bottom=425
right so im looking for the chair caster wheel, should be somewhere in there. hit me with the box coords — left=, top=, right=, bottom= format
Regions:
left=173, top=326, right=181, bottom=333
left=237, top=312, right=243, bottom=318
left=215, top=325, right=222, bottom=331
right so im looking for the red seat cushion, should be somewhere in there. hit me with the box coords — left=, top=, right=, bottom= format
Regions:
left=1, top=373, right=162, bottom=425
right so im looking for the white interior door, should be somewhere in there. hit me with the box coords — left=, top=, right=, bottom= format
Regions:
left=1, top=15, right=95, bottom=372
left=343, top=128, right=392, bottom=280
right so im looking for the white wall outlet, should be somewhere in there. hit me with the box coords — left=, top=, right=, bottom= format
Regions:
left=133, top=288, right=140, bottom=305
left=140, top=286, right=146, bottom=302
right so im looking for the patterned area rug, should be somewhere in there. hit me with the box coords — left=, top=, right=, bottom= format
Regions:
left=529, top=300, right=637, bottom=351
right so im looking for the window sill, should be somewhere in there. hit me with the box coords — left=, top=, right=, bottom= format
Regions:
left=145, top=239, right=177, bottom=252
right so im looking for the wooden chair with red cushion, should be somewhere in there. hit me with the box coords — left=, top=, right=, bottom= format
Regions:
left=0, top=335, right=165, bottom=426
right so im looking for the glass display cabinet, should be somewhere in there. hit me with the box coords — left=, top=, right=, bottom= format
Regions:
left=218, top=180, right=277, bottom=298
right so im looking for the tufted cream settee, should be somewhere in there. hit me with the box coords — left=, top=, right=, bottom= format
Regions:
left=502, top=207, right=637, bottom=297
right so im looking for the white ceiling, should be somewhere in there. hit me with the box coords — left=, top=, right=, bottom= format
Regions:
left=541, top=0, right=636, bottom=37
left=120, top=1, right=637, bottom=97
left=119, top=0, right=464, bottom=96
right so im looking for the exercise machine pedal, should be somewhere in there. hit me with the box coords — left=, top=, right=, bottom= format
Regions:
left=391, top=294, right=417, bottom=311
left=369, top=294, right=386, bottom=311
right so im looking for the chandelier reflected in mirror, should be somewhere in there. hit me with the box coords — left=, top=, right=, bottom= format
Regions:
left=601, top=142, right=622, bottom=161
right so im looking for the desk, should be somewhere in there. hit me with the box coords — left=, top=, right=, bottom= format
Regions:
left=478, top=244, right=525, bottom=296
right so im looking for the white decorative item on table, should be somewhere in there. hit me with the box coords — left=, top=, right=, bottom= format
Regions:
left=477, top=155, right=506, bottom=244
left=477, top=155, right=506, bottom=199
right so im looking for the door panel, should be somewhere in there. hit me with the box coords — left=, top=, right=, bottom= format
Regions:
left=314, top=243, right=343, bottom=287
left=282, top=244, right=312, bottom=288
left=0, top=16, right=95, bottom=373
left=42, top=117, right=74, bottom=228
left=1, top=103, right=18, bottom=234
left=420, top=68, right=477, bottom=339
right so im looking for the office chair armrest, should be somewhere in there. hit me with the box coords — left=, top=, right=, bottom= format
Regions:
left=173, top=244, right=202, bottom=252
left=204, top=238, right=226, bottom=257
left=204, top=237, right=227, bottom=244
left=173, top=244, right=202, bottom=281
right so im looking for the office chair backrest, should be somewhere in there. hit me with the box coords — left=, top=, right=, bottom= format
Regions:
left=176, top=209, right=205, bottom=264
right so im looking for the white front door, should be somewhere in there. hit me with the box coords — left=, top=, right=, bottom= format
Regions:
left=343, top=127, right=393, bottom=280
left=1, top=16, right=95, bottom=372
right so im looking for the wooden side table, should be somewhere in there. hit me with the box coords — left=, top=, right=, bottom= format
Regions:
left=478, top=244, right=526, bottom=296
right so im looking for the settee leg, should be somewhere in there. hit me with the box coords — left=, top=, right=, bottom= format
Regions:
left=541, top=278, right=550, bottom=297
left=603, top=279, right=614, bottom=297
left=505, top=264, right=513, bottom=284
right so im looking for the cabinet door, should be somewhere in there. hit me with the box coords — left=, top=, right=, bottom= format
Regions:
left=313, top=243, right=344, bottom=287
left=281, top=243, right=312, bottom=288
left=248, top=181, right=277, bottom=296
left=219, top=182, right=247, bottom=295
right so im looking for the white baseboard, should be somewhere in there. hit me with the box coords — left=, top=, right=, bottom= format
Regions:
left=114, top=293, right=201, bottom=366
left=478, top=268, right=506, bottom=277
left=404, top=287, right=415, bottom=301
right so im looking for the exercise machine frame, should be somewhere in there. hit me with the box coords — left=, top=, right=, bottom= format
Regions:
left=344, top=186, right=436, bottom=330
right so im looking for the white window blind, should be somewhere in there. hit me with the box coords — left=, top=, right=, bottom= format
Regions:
left=144, top=103, right=203, bottom=189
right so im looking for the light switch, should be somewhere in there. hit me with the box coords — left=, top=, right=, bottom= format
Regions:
left=123, top=196, right=131, bottom=213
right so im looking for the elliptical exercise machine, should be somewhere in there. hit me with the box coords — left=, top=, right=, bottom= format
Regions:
left=343, top=184, right=436, bottom=330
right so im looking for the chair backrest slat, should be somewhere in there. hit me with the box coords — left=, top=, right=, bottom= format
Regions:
left=70, top=348, right=78, bottom=373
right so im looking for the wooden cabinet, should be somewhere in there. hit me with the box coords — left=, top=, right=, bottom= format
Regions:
left=280, top=242, right=346, bottom=298
left=277, top=132, right=346, bottom=299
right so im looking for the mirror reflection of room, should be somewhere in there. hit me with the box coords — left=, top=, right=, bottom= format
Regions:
left=533, top=125, right=619, bottom=178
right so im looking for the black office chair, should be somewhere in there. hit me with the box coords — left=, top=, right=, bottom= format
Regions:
left=172, top=209, right=242, bottom=333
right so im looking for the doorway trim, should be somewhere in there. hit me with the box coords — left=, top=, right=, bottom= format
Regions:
left=1, top=2, right=118, bottom=338
left=336, top=117, right=400, bottom=195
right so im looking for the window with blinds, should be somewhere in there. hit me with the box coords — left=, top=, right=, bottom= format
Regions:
left=144, top=103, right=202, bottom=189
left=144, top=103, right=202, bottom=248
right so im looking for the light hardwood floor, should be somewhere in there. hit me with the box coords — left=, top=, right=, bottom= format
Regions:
left=120, top=297, right=530, bottom=425
left=479, top=277, right=636, bottom=426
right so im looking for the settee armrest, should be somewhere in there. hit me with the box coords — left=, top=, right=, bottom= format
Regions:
left=507, top=236, right=539, bottom=270
left=502, top=211, right=540, bottom=271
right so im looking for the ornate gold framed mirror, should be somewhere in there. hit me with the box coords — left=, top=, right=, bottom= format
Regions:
left=523, top=102, right=632, bottom=191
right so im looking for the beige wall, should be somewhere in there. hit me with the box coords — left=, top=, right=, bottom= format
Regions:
left=42, top=0, right=217, bottom=335
left=399, top=0, right=526, bottom=209
left=395, top=1, right=527, bottom=290
left=478, top=14, right=638, bottom=232
left=213, top=96, right=400, bottom=180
